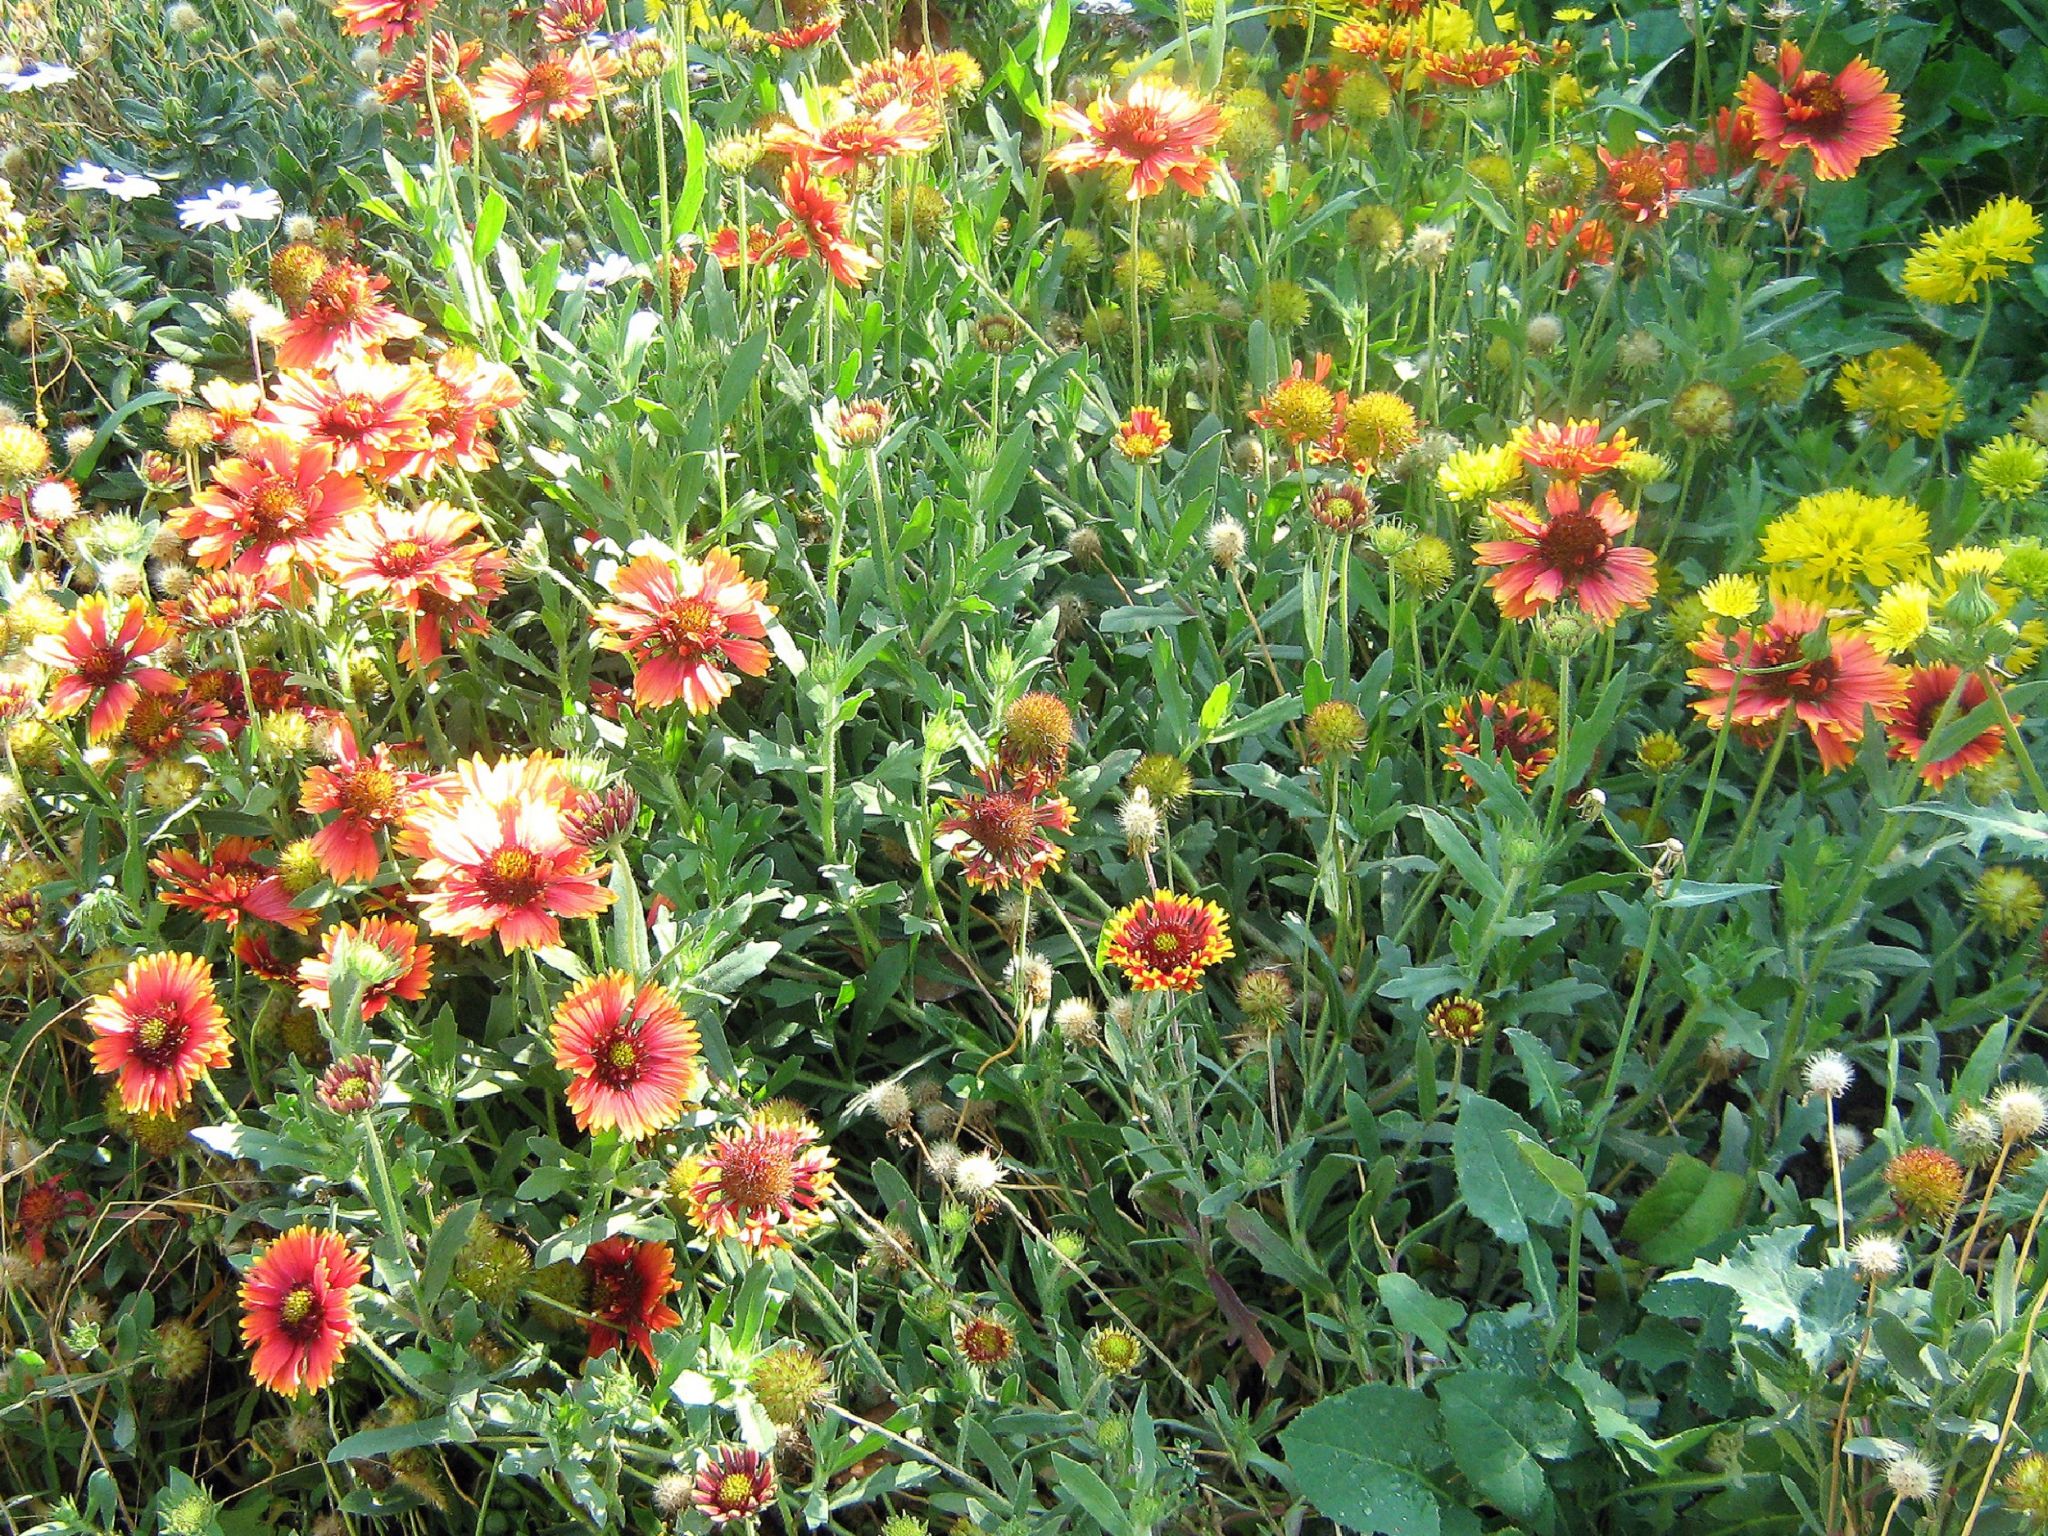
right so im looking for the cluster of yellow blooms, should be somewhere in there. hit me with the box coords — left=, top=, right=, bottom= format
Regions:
left=1900, top=195, right=2043, bottom=307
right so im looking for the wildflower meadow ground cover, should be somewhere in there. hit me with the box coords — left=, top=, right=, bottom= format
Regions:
left=7, top=0, right=2048, bottom=1531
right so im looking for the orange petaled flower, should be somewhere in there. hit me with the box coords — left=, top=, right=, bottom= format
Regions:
left=301, top=739, right=450, bottom=884
left=332, top=0, right=435, bottom=49
left=319, top=499, right=508, bottom=669
left=848, top=48, right=981, bottom=112
left=935, top=769, right=1075, bottom=891
left=274, top=261, right=425, bottom=371
left=550, top=972, right=703, bottom=1139
left=707, top=221, right=808, bottom=270
left=1249, top=353, right=1339, bottom=450
left=675, top=1109, right=837, bottom=1251
left=407, top=350, right=525, bottom=478
left=401, top=752, right=614, bottom=952
left=260, top=362, right=434, bottom=482
left=175, top=431, right=372, bottom=575
left=379, top=30, right=479, bottom=104
left=582, top=1235, right=682, bottom=1363
left=778, top=164, right=880, bottom=288
left=298, top=917, right=435, bottom=1019
left=33, top=595, right=178, bottom=741
left=1424, top=43, right=1532, bottom=89
left=1281, top=65, right=1346, bottom=134
left=536, top=0, right=605, bottom=44
left=1600, top=141, right=1692, bottom=225
left=1101, top=891, right=1234, bottom=992
left=11, top=1176, right=89, bottom=1264
left=1441, top=692, right=1558, bottom=789
left=85, top=953, right=232, bottom=1114
left=472, top=48, right=617, bottom=151
left=1526, top=206, right=1615, bottom=287
left=1114, top=406, right=1173, bottom=462
left=1514, top=418, right=1638, bottom=484
left=593, top=548, right=776, bottom=714
left=762, top=99, right=942, bottom=176
left=239, top=1227, right=366, bottom=1396
left=1046, top=79, right=1223, bottom=202
left=1687, top=599, right=1907, bottom=772
left=762, top=12, right=841, bottom=49
left=1473, top=484, right=1657, bottom=626
left=1885, top=665, right=2007, bottom=788
left=152, top=836, right=318, bottom=932
left=119, top=685, right=230, bottom=763
left=1738, top=44, right=1900, bottom=183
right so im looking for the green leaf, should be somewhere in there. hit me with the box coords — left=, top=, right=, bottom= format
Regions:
left=1049, top=1454, right=1133, bottom=1536
left=1507, top=1132, right=1594, bottom=1208
left=1452, top=1097, right=1571, bottom=1242
left=419, top=1199, right=479, bottom=1308
left=1620, top=1154, right=1748, bottom=1267
left=1376, top=1272, right=1465, bottom=1360
left=1666, top=1225, right=1817, bottom=1336
left=1279, top=1384, right=1446, bottom=1536
left=1437, top=1371, right=1579, bottom=1521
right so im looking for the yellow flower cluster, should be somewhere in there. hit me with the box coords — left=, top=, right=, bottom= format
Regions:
left=1833, top=344, right=1963, bottom=445
left=1436, top=442, right=1523, bottom=502
left=1900, top=196, right=2043, bottom=307
left=1759, top=488, right=1929, bottom=603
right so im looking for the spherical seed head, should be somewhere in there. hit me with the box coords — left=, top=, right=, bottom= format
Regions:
left=1951, top=1103, right=2001, bottom=1166
left=451, top=1221, right=531, bottom=1310
left=1992, top=1083, right=2048, bottom=1143
left=276, top=837, right=325, bottom=897
left=0, top=423, right=51, bottom=485
left=1053, top=997, right=1099, bottom=1045
left=1970, top=866, right=2046, bottom=941
left=1615, top=329, right=1664, bottom=376
left=1257, top=280, right=1312, bottom=331
left=925, top=1139, right=963, bottom=1183
left=1834, top=1124, right=1867, bottom=1162
left=955, top=1312, right=1016, bottom=1368
left=1756, top=351, right=1808, bottom=409
left=1000, top=692, right=1073, bottom=782
left=748, top=1343, right=831, bottom=1426
left=1086, top=1325, right=1143, bottom=1377
left=1848, top=1233, right=1904, bottom=1283
left=1525, top=314, right=1565, bottom=355
left=1206, top=516, right=1248, bottom=571
left=1259, top=376, right=1336, bottom=442
left=1235, top=967, right=1295, bottom=1031
left=1882, top=1453, right=1937, bottom=1502
left=1067, top=527, right=1104, bottom=567
left=1128, top=753, right=1194, bottom=810
left=1119, top=787, right=1163, bottom=853
left=2002, top=1453, right=2048, bottom=1519
left=653, top=1472, right=695, bottom=1519
left=1005, top=952, right=1053, bottom=1009
left=1426, top=994, right=1488, bottom=1046
left=152, top=360, right=196, bottom=396
left=1389, top=533, right=1455, bottom=597
left=860, top=1081, right=913, bottom=1129
left=1883, top=1145, right=1966, bottom=1224
left=952, top=1152, right=1006, bottom=1202
left=1303, top=699, right=1367, bottom=764
left=1803, top=1050, right=1854, bottom=1101
left=163, top=407, right=213, bottom=453
left=152, top=1317, right=211, bottom=1382
left=1670, top=381, right=1738, bottom=442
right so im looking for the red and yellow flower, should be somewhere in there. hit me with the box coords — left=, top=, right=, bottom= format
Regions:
left=472, top=48, right=617, bottom=151
left=935, top=769, right=1075, bottom=891
left=151, top=836, right=318, bottom=932
left=1739, top=44, right=1900, bottom=183
left=550, top=972, right=702, bottom=1140
left=1101, top=890, right=1234, bottom=992
left=593, top=548, right=776, bottom=714
left=1440, top=691, right=1558, bottom=790
left=1687, top=599, right=1906, bottom=772
left=1047, top=79, right=1223, bottom=201
left=298, top=917, right=435, bottom=1019
left=1473, top=484, right=1657, bottom=626
left=174, top=431, right=371, bottom=575
left=86, top=953, right=232, bottom=1114
left=274, top=260, right=424, bottom=371
left=301, top=738, right=449, bottom=885
left=582, top=1235, right=682, bottom=1363
left=239, top=1226, right=366, bottom=1395
left=260, top=362, right=433, bottom=482
left=33, top=595, right=179, bottom=741
left=674, top=1109, right=837, bottom=1251
left=1885, top=665, right=2008, bottom=788
left=319, top=499, right=507, bottom=669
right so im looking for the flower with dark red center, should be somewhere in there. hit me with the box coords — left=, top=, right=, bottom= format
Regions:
left=86, top=953, right=233, bottom=1114
left=537, top=0, right=605, bottom=43
left=1885, top=665, right=2008, bottom=788
left=1525, top=206, right=1615, bottom=289
left=301, top=739, right=449, bottom=884
left=316, top=1054, right=385, bottom=1115
left=1440, top=692, right=1557, bottom=790
left=582, top=1235, right=682, bottom=1363
left=1424, top=42, right=1532, bottom=89
left=1281, top=64, right=1346, bottom=134
left=762, top=98, right=941, bottom=176
left=674, top=1109, right=837, bottom=1251
left=1687, top=599, right=1906, bottom=773
left=1473, top=483, right=1657, bottom=626
left=151, top=836, right=317, bottom=932
left=594, top=548, right=777, bottom=714
left=1101, top=891, right=1234, bottom=993
left=1047, top=79, right=1222, bottom=201
left=935, top=769, right=1075, bottom=891
left=550, top=972, right=701, bottom=1139
left=174, top=430, right=371, bottom=575
left=1600, top=141, right=1693, bottom=225
left=564, top=783, right=641, bottom=849
left=274, top=260, right=425, bottom=371
left=472, top=47, right=617, bottom=151
left=1310, top=481, right=1376, bottom=535
left=298, top=917, right=435, bottom=1019
left=11, top=1175, right=89, bottom=1264
left=118, top=684, right=229, bottom=764
left=239, top=1226, right=366, bottom=1395
left=692, top=1446, right=776, bottom=1524
left=955, top=1311, right=1017, bottom=1368
left=1514, top=418, right=1637, bottom=485
left=318, top=498, right=508, bottom=669
left=1739, top=44, right=1900, bottom=183
left=998, top=692, right=1074, bottom=789
left=259, top=361, right=434, bottom=483
left=1426, top=994, right=1489, bottom=1046
left=33, top=595, right=179, bottom=742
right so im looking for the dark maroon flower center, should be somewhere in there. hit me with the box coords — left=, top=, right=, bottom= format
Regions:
left=132, top=1003, right=189, bottom=1067
left=478, top=846, right=552, bottom=908
left=1535, top=508, right=1613, bottom=578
